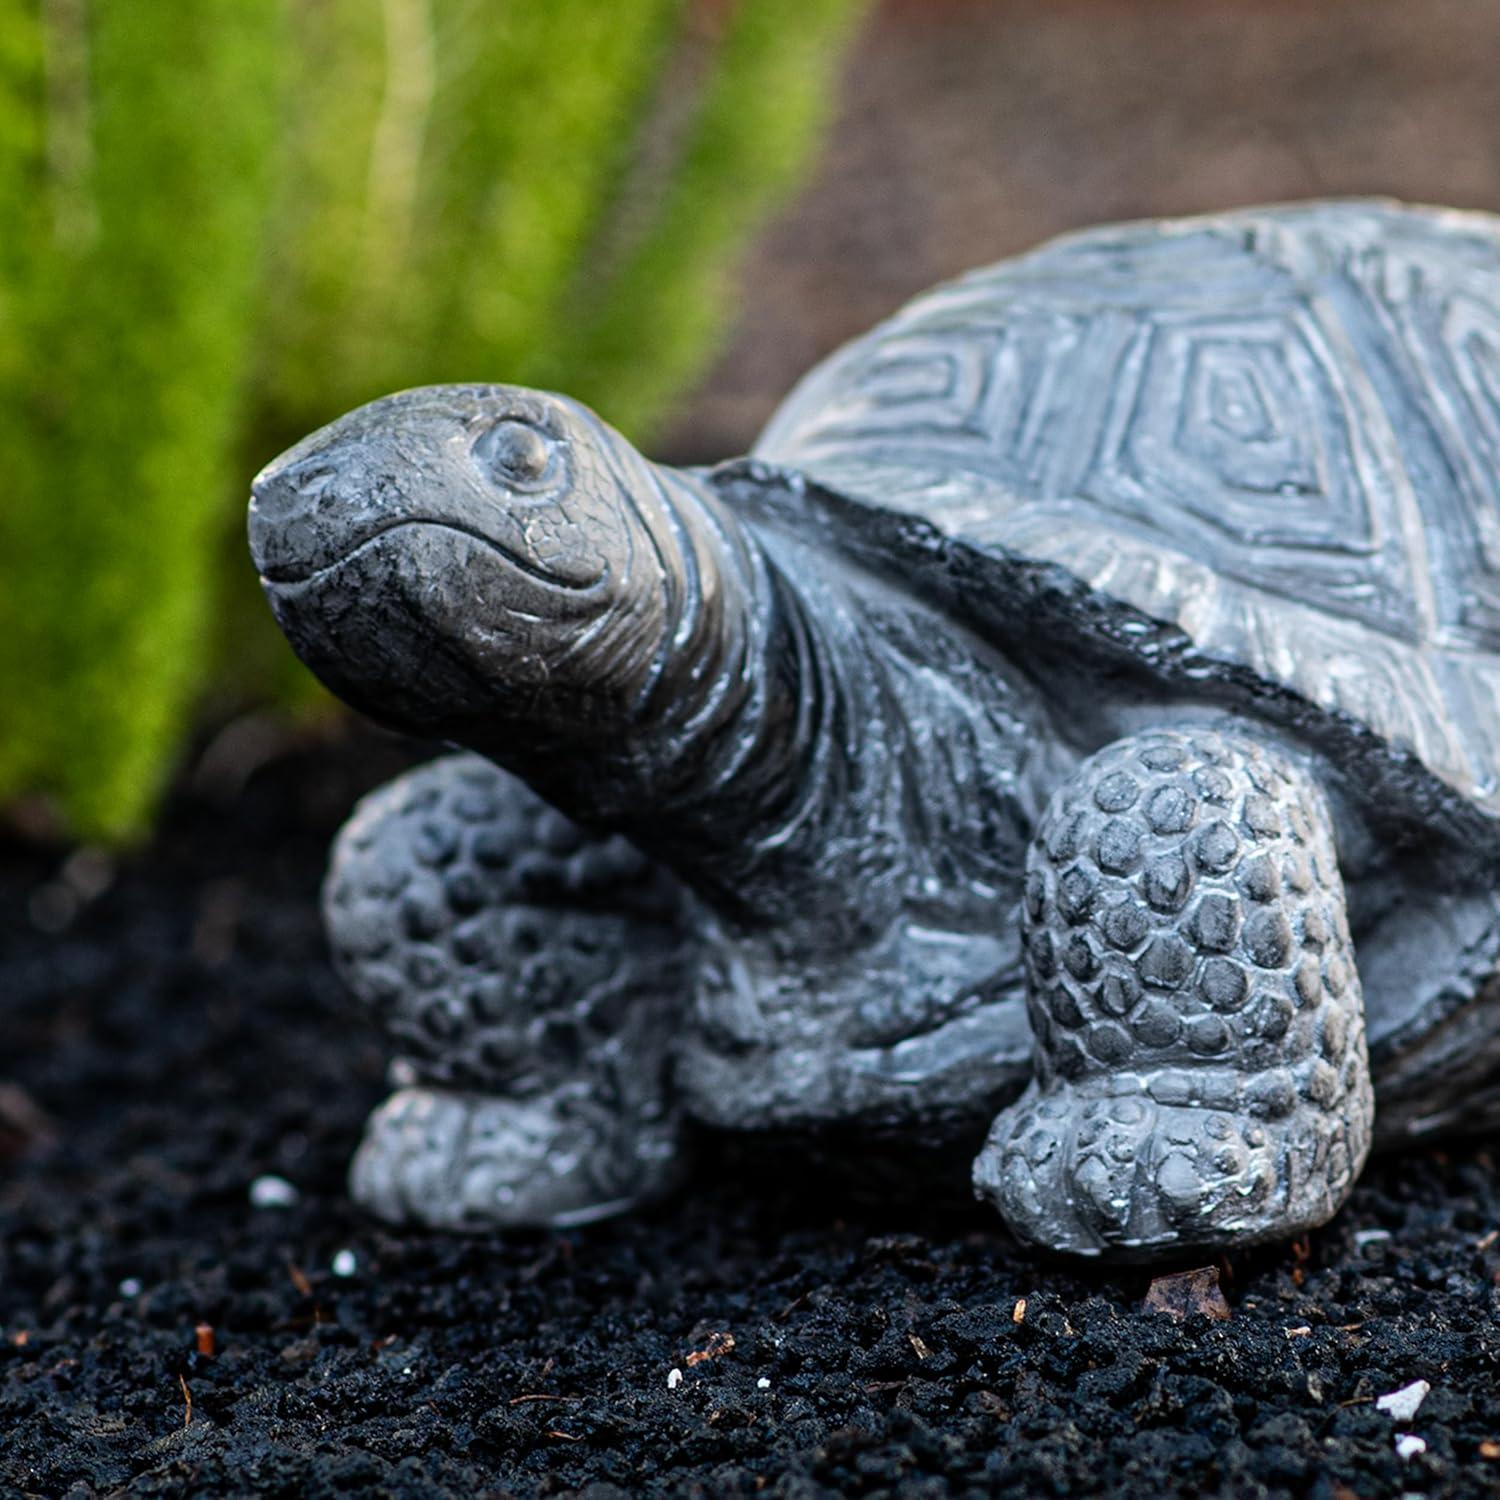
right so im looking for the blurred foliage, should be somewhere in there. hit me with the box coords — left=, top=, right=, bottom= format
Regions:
left=0, top=0, right=285, bottom=839
left=0, top=0, right=867, bottom=840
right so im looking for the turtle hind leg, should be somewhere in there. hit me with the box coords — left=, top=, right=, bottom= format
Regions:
left=324, top=753, right=695, bottom=1231
left=973, top=728, right=1374, bottom=1258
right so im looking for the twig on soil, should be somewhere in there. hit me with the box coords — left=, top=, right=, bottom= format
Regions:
left=1289, top=1235, right=1312, bottom=1285
left=285, top=1262, right=326, bottom=1323
left=777, top=1290, right=816, bottom=1320
left=0, top=1084, right=58, bottom=1162
left=686, top=1332, right=736, bottom=1366
left=179, top=1373, right=192, bottom=1428
left=509, top=1393, right=581, bottom=1406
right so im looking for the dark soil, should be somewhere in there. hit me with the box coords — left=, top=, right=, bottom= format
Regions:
left=3, top=731, right=1499, bottom=1498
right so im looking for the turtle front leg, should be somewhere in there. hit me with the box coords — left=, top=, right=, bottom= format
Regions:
left=324, top=754, right=695, bottom=1230
left=973, top=728, right=1374, bottom=1257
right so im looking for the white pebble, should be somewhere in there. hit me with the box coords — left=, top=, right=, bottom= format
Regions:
left=331, top=1249, right=358, bottom=1278
left=666, top=1368, right=683, bottom=1390
left=118, top=1278, right=142, bottom=1299
left=1394, top=1433, right=1427, bottom=1461
left=248, top=1174, right=300, bottom=1209
left=757, top=1377, right=771, bottom=1390
left=1377, top=1380, right=1431, bottom=1422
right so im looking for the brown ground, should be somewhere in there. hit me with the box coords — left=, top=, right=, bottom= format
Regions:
left=668, top=0, right=1500, bottom=460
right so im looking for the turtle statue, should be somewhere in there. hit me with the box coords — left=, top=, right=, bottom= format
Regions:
left=248, top=201, right=1500, bottom=1259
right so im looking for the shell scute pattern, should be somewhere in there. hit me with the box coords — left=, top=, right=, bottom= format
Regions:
left=757, top=203, right=1500, bottom=814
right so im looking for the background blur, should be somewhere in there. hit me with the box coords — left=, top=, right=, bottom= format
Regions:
left=4, top=0, right=1500, bottom=840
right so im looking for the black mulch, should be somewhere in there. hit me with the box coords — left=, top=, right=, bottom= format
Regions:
left=2, top=732, right=1498, bottom=1499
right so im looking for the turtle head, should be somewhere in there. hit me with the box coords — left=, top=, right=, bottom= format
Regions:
left=249, top=385, right=677, bottom=749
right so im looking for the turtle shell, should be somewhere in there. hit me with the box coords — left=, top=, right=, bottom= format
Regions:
left=754, top=202, right=1500, bottom=831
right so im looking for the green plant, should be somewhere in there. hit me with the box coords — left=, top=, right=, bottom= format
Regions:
left=537, top=0, right=867, bottom=435
left=0, top=0, right=868, bottom=840
left=255, top=0, right=867, bottom=446
left=0, top=0, right=285, bottom=838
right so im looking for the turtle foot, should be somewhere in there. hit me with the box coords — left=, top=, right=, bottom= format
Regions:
left=973, top=1082, right=1364, bottom=1257
left=977, top=727, right=1374, bottom=1257
left=324, top=754, right=698, bottom=1231
left=351, top=1083, right=684, bottom=1231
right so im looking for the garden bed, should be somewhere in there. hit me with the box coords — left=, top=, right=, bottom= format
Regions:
left=2, top=730, right=1498, bottom=1498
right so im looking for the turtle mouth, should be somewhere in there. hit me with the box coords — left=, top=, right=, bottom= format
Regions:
left=257, top=516, right=607, bottom=592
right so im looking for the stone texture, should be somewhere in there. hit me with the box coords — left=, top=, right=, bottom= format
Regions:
left=973, top=730, right=1374, bottom=1257
left=250, top=203, right=1500, bottom=1256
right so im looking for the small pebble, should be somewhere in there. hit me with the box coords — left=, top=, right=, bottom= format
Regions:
left=248, top=1175, right=300, bottom=1209
left=1143, top=1265, right=1231, bottom=1321
left=117, top=1278, right=142, bottom=1299
left=1354, top=1228, right=1392, bottom=1247
left=1377, top=1380, right=1431, bottom=1422
left=1394, top=1433, right=1427, bottom=1461
left=331, top=1249, right=358, bottom=1278
left=667, top=1368, right=683, bottom=1390
left=757, top=1377, right=772, bottom=1390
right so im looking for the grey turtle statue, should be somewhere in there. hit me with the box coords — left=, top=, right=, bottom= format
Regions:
left=249, top=201, right=1500, bottom=1259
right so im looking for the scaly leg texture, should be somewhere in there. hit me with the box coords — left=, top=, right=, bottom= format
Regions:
left=324, top=754, right=695, bottom=1230
left=973, top=728, right=1374, bottom=1257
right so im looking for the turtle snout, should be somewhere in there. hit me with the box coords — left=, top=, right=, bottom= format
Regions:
left=249, top=442, right=415, bottom=584
left=250, top=453, right=336, bottom=582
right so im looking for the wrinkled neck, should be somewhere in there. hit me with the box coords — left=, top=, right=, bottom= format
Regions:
left=471, top=465, right=1043, bottom=938
left=485, top=463, right=820, bottom=857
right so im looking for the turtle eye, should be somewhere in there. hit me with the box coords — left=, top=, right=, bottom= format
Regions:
left=473, top=418, right=560, bottom=492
